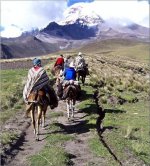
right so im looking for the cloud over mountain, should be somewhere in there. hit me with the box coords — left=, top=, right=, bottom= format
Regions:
left=1, top=1, right=67, bottom=37
left=1, top=0, right=149, bottom=38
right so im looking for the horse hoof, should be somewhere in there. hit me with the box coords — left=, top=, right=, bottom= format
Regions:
left=36, top=138, right=39, bottom=141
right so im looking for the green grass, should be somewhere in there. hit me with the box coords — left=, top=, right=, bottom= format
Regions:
left=89, top=136, right=119, bottom=166
left=0, top=131, right=18, bottom=147
left=0, top=69, right=28, bottom=124
left=78, top=82, right=150, bottom=165
left=100, top=101, right=150, bottom=164
left=77, top=38, right=149, bottom=63
left=48, top=111, right=64, bottom=118
left=29, top=123, right=74, bottom=166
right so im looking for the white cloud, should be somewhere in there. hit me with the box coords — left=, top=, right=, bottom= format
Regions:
left=90, top=1, right=149, bottom=27
left=1, top=1, right=67, bottom=37
left=1, top=0, right=149, bottom=38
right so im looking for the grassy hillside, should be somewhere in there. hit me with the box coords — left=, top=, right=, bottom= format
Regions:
left=0, top=69, right=28, bottom=124
left=74, top=38, right=149, bottom=63
left=1, top=38, right=149, bottom=165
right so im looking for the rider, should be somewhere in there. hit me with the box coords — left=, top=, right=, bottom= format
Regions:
left=64, top=61, right=76, bottom=81
left=64, top=55, right=71, bottom=71
left=23, top=58, right=58, bottom=111
left=61, top=62, right=77, bottom=99
left=75, top=52, right=86, bottom=71
left=54, top=54, right=64, bottom=70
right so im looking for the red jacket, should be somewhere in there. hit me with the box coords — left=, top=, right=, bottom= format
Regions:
left=54, top=57, right=64, bottom=67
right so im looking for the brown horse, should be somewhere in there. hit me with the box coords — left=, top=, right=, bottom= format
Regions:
left=51, top=65, right=63, bottom=85
left=51, top=65, right=63, bottom=77
left=26, top=89, right=49, bottom=141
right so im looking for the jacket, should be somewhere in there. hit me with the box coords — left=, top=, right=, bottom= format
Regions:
left=23, top=67, right=49, bottom=102
left=64, top=67, right=76, bottom=80
left=54, top=57, right=64, bottom=67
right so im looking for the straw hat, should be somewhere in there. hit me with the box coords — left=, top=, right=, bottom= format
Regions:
left=78, top=52, right=82, bottom=56
left=69, top=62, right=75, bottom=68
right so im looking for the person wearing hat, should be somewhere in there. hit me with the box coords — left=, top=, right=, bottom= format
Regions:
left=59, top=61, right=77, bottom=100
left=75, top=52, right=86, bottom=71
left=23, top=58, right=58, bottom=110
left=54, top=54, right=64, bottom=69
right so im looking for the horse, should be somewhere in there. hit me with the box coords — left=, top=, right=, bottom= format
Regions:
left=51, top=65, right=63, bottom=85
left=26, top=89, right=49, bottom=141
left=56, top=80, right=78, bottom=119
left=76, top=64, right=89, bottom=85
left=64, top=84, right=77, bottom=120
left=51, top=65, right=63, bottom=78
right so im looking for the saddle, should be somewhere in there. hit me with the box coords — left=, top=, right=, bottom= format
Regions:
left=28, top=89, right=48, bottom=105
left=25, top=89, right=48, bottom=116
left=62, top=85, right=76, bottom=99
left=61, top=80, right=80, bottom=100
left=27, top=86, right=58, bottom=109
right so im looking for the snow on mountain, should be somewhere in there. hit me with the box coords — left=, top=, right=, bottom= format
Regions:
left=59, top=3, right=104, bottom=26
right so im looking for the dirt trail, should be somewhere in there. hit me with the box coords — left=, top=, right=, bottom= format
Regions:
left=1, top=99, right=146, bottom=166
left=1, top=99, right=107, bottom=166
left=55, top=101, right=107, bottom=166
left=1, top=111, right=50, bottom=166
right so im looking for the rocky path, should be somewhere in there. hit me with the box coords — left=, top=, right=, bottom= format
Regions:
left=1, top=99, right=146, bottom=166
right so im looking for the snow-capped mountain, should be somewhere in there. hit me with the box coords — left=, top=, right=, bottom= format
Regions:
left=1, top=3, right=149, bottom=59
left=59, top=3, right=104, bottom=26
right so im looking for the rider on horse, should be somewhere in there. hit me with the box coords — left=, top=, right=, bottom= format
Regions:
left=75, top=52, right=86, bottom=71
left=23, top=58, right=58, bottom=113
left=54, top=54, right=64, bottom=70
left=61, top=62, right=76, bottom=99
left=57, top=61, right=80, bottom=100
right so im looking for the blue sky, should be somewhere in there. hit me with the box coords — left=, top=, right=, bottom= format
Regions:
left=67, top=0, right=94, bottom=6
left=1, top=0, right=149, bottom=38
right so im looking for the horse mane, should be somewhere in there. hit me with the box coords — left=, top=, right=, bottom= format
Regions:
left=67, top=85, right=77, bottom=99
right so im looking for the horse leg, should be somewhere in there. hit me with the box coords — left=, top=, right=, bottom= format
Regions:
left=77, top=72, right=79, bottom=81
left=83, top=76, right=85, bottom=86
left=71, top=99, right=75, bottom=118
left=66, top=100, right=70, bottom=119
left=42, top=105, right=48, bottom=128
left=30, top=106, right=36, bottom=136
left=36, top=105, right=42, bottom=141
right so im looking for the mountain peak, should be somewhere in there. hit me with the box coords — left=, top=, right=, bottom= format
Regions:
left=59, top=3, right=104, bottom=26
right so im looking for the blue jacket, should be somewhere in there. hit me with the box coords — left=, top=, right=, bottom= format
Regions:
left=64, top=67, right=76, bottom=80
